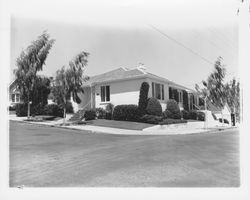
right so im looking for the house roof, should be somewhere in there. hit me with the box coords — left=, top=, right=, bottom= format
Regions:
left=83, top=67, right=196, bottom=92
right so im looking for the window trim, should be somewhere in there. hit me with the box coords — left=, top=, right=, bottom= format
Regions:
left=100, top=85, right=110, bottom=102
left=152, top=82, right=164, bottom=100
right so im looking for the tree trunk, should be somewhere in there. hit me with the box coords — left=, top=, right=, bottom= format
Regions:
left=27, top=93, right=30, bottom=120
left=63, top=107, right=66, bottom=125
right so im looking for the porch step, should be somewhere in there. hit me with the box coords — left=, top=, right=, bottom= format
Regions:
left=68, top=110, right=85, bottom=122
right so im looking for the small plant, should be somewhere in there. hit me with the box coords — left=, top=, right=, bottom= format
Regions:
left=84, top=109, right=96, bottom=121
left=146, top=97, right=162, bottom=116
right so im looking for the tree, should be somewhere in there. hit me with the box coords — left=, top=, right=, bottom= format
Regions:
left=202, top=57, right=226, bottom=108
left=68, top=51, right=90, bottom=103
left=14, top=31, right=55, bottom=119
left=52, top=67, right=71, bottom=124
left=224, top=78, right=240, bottom=121
left=138, top=82, right=149, bottom=115
left=52, top=51, right=89, bottom=124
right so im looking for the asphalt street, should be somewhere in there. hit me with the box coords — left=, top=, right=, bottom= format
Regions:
left=9, top=121, right=239, bottom=187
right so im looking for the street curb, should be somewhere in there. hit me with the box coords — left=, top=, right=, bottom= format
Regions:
left=9, top=119, right=238, bottom=136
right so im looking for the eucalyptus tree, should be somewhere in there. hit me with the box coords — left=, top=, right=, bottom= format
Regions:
left=52, top=51, right=89, bottom=124
left=14, top=31, right=55, bottom=119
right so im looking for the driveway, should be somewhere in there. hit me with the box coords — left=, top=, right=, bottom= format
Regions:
left=9, top=121, right=239, bottom=187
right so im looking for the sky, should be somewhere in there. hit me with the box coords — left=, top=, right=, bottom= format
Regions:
left=10, top=0, right=239, bottom=89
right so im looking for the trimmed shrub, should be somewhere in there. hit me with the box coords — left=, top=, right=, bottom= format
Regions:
left=181, top=110, right=190, bottom=119
left=113, top=104, right=141, bottom=122
left=96, top=107, right=106, bottom=119
left=197, top=111, right=205, bottom=121
left=15, top=103, right=28, bottom=117
left=189, top=110, right=198, bottom=120
left=43, top=104, right=64, bottom=117
left=159, top=119, right=187, bottom=125
left=165, top=99, right=181, bottom=119
left=138, top=82, right=149, bottom=115
left=140, top=114, right=163, bottom=124
left=105, top=103, right=114, bottom=120
left=66, top=101, right=74, bottom=114
left=146, top=97, right=162, bottom=116
left=84, top=109, right=96, bottom=121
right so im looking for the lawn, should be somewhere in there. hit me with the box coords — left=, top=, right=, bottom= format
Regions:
left=87, top=119, right=154, bottom=130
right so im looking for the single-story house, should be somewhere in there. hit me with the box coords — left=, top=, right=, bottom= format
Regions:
left=72, top=65, right=201, bottom=112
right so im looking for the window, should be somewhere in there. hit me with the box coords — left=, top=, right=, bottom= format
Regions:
left=16, top=94, right=20, bottom=103
left=178, top=91, right=182, bottom=103
left=11, top=94, right=15, bottom=102
left=100, top=85, right=110, bottom=102
left=152, top=82, right=164, bottom=100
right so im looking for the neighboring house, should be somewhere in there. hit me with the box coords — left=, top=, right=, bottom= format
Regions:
left=73, top=65, right=200, bottom=112
left=9, top=79, right=21, bottom=107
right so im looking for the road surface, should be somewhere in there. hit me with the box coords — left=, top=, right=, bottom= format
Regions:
left=9, top=121, right=240, bottom=187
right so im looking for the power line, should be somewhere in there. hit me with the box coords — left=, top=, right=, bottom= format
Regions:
left=148, top=24, right=214, bottom=66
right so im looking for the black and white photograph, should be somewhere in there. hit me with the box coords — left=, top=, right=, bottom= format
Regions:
left=1, top=0, right=250, bottom=199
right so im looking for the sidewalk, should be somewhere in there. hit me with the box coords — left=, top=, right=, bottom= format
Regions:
left=9, top=115, right=236, bottom=136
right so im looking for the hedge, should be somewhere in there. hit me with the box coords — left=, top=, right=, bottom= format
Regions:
left=96, top=107, right=106, bottom=119
left=16, top=103, right=64, bottom=117
left=113, top=104, right=141, bottom=122
left=159, top=119, right=187, bottom=125
left=146, top=97, right=162, bottom=116
left=84, top=109, right=96, bottom=120
left=140, top=114, right=163, bottom=124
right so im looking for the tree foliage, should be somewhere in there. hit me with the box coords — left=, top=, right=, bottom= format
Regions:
left=31, top=76, right=51, bottom=106
left=14, top=31, right=55, bottom=118
left=68, top=51, right=90, bottom=103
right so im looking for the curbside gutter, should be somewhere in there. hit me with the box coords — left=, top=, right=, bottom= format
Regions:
left=9, top=118, right=237, bottom=136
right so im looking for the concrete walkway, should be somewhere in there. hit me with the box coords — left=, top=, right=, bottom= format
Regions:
left=9, top=114, right=235, bottom=136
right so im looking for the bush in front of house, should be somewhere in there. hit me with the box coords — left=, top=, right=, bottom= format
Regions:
left=96, top=107, right=106, bottom=119
left=181, top=110, right=190, bottom=119
left=15, top=103, right=64, bottom=117
left=43, top=104, right=64, bottom=117
left=188, top=110, right=197, bottom=120
left=159, top=118, right=187, bottom=125
left=164, top=99, right=181, bottom=119
left=113, top=104, right=141, bottom=122
left=145, top=97, right=162, bottom=116
left=138, top=82, right=149, bottom=115
left=197, top=111, right=205, bottom=121
left=140, top=114, right=163, bottom=124
left=66, top=101, right=74, bottom=114
left=84, top=109, right=96, bottom=121
left=15, top=103, right=28, bottom=117
left=105, top=103, right=114, bottom=120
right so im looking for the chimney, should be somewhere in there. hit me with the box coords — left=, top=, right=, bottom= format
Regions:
left=137, top=63, right=147, bottom=73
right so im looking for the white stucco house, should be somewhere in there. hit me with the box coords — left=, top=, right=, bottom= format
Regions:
left=72, top=65, right=200, bottom=112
